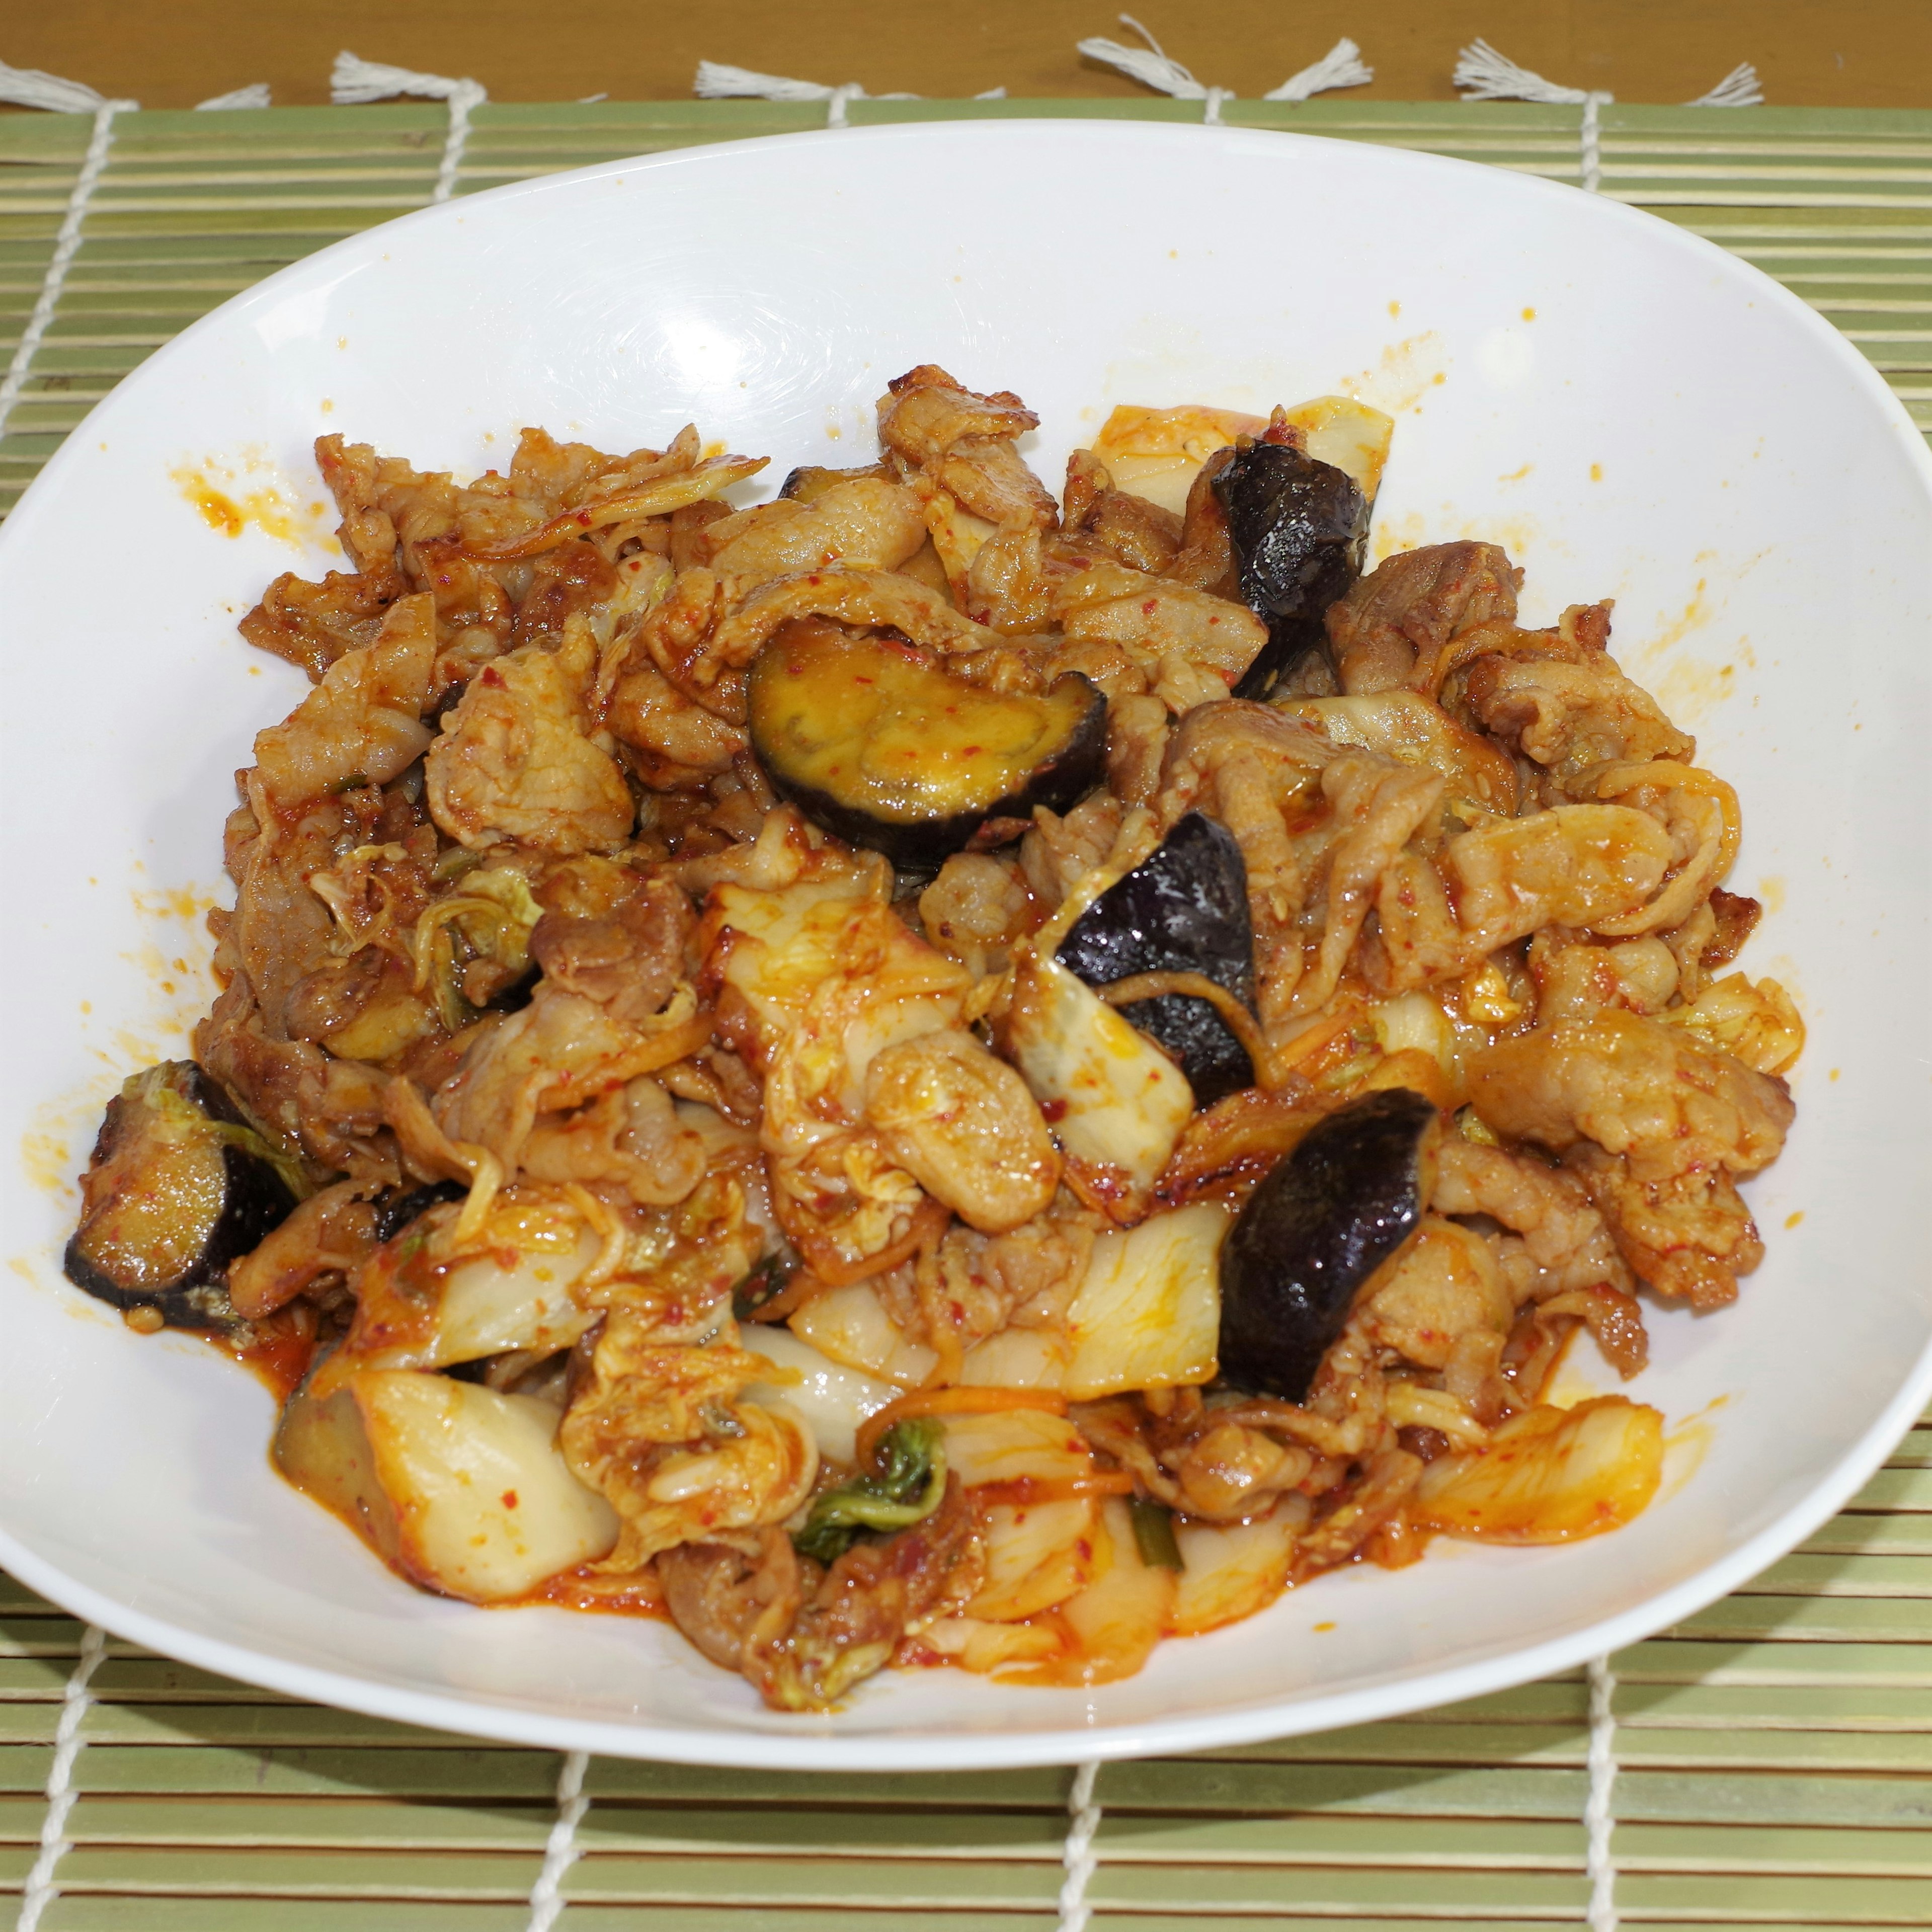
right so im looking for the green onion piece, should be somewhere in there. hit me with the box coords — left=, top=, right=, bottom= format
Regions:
left=329, top=772, right=372, bottom=795
left=793, top=1417, right=946, bottom=1566
left=1130, top=1495, right=1184, bottom=1572
left=732, top=1251, right=796, bottom=1321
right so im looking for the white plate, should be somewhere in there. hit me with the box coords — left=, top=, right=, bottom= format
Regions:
left=2, top=122, right=1929, bottom=1772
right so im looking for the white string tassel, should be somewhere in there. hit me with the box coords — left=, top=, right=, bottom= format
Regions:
left=524, top=1748, right=590, bottom=1932
left=1081, top=18, right=1374, bottom=121
left=1689, top=62, right=1764, bottom=107
left=15, top=1623, right=108, bottom=1932
left=1264, top=38, right=1375, bottom=103
left=693, top=60, right=917, bottom=128
left=1453, top=39, right=1612, bottom=191
left=0, top=62, right=138, bottom=443
left=331, top=52, right=486, bottom=202
left=1057, top=1758, right=1103, bottom=1932
left=1584, top=1653, right=1621, bottom=1932
left=1078, top=15, right=1212, bottom=101
left=196, top=83, right=272, bottom=111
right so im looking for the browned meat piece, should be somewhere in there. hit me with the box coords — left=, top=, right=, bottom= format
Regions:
left=529, top=869, right=696, bottom=1031
left=877, top=364, right=1058, bottom=531
left=226, top=1179, right=385, bottom=1320
left=1325, top=541, right=1521, bottom=693
left=239, top=567, right=399, bottom=681
left=1062, top=450, right=1184, bottom=573
left=195, top=975, right=392, bottom=1176
left=1432, top=1137, right=1634, bottom=1300
left=606, top=664, right=748, bottom=785
left=1565, top=1144, right=1765, bottom=1310
left=1163, top=448, right=1239, bottom=597
left=658, top=1530, right=804, bottom=1671
left=1468, top=1009, right=1794, bottom=1307
left=661, top=1480, right=984, bottom=1710
left=1464, top=646, right=1693, bottom=789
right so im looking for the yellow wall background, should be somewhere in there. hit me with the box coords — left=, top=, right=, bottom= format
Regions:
left=8, top=1, right=1929, bottom=112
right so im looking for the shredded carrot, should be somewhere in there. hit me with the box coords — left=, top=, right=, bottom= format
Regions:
left=804, top=1196, right=950, bottom=1290
left=742, top=1266, right=832, bottom=1324
left=972, top=1473, right=1136, bottom=1507
left=856, top=1386, right=1068, bottom=1464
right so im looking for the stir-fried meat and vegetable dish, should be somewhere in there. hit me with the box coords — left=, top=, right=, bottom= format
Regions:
left=65, top=367, right=1802, bottom=1707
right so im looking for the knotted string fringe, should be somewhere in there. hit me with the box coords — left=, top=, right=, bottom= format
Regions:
left=196, top=83, right=272, bottom=110
left=1584, top=1654, right=1621, bottom=1931
left=331, top=52, right=486, bottom=201
left=1078, top=14, right=1372, bottom=123
left=1455, top=39, right=1761, bottom=191
left=1688, top=62, right=1764, bottom=108
left=0, top=62, right=138, bottom=443
left=1057, top=1758, right=1103, bottom=1932
left=694, top=61, right=1006, bottom=127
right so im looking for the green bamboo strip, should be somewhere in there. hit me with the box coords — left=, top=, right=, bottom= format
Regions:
left=1615, top=1870, right=1932, bottom=1919
left=0, top=1746, right=53, bottom=1797
left=1732, top=1553, right=1932, bottom=1595
left=1804, top=1515, right=1932, bottom=1554
left=1669, top=1592, right=1932, bottom=1641
left=1619, top=1637, right=1932, bottom=1683
left=541, top=1849, right=1063, bottom=1909
left=47, top=1844, right=549, bottom=1900
left=1615, top=1823, right=1932, bottom=1875
left=1614, top=1681, right=1932, bottom=1727
left=50, top=1795, right=559, bottom=1849
left=74, top=1744, right=574, bottom=1802
left=37, top=1906, right=538, bottom=1932
left=558, top=1850, right=1588, bottom=1911
left=0, top=1614, right=86, bottom=1659
left=1079, top=1863, right=1590, bottom=1914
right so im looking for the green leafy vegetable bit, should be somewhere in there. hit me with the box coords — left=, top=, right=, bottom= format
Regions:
left=732, top=1250, right=797, bottom=1321
left=1129, top=1495, right=1185, bottom=1572
left=793, top=1418, right=946, bottom=1566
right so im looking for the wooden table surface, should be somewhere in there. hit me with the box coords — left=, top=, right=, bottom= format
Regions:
left=8, top=0, right=1930, bottom=113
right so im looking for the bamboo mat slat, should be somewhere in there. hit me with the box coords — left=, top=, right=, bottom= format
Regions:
left=2, top=94, right=1930, bottom=1929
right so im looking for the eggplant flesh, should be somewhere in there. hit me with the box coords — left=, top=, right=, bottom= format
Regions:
left=64, top=1061, right=298, bottom=1328
left=1218, top=1088, right=1439, bottom=1401
left=1214, top=443, right=1367, bottom=702
left=746, top=620, right=1106, bottom=868
left=1057, top=812, right=1257, bottom=1108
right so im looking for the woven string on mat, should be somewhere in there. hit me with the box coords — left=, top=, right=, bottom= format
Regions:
left=14, top=1621, right=106, bottom=1932
left=694, top=60, right=1005, bottom=126
left=331, top=51, right=487, bottom=201
left=1454, top=38, right=1763, bottom=191
left=1077, top=12, right=1373, bottom=122
left=0, top=62, right=138, bottom=442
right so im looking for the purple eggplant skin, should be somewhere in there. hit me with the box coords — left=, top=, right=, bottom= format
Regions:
left=1213, top=443, right=1367, bottom=701
left=1218, top=1088, right=1441, bottom=1401
left=369, top=1180, right=466, bottom=1245
left=1057, top=812, right=1257, bottom=1107
left=63, top=1061, right=298, bottom=1329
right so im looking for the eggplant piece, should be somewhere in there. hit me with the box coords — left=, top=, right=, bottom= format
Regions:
left=746, top=621, right=1106, bottom=868
left=369, top=1179, right=466, bottom=1246
left=1214, top=443, right=1367, bottom=702
left=1057, top=813, right=1256, bottom=1107
left=1218, top=1088, right=1440, bottom=1401
left=64, top=1061, right=298, bottom=1328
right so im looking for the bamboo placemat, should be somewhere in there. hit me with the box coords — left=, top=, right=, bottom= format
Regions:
left=3, top=97, right=1930, bottom=1928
